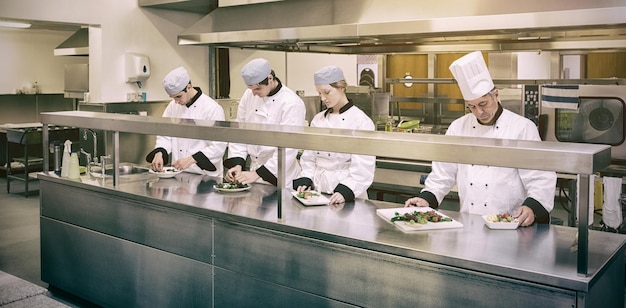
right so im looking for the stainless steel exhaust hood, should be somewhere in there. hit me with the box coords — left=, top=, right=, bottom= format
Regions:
left=54, top=28, right=89, bottom=56
left=178, top=0, right=626, bottom=54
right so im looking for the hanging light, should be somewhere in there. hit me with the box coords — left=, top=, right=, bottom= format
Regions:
left=0, top=20, right=32, bottom=29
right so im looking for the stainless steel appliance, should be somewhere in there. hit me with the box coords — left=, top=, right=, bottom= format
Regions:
left=541, top=85, right=626, bottom=162
left=64, top=63, right=89, bottom=99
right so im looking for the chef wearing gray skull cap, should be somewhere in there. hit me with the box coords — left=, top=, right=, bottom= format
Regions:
left=404, top=51, right=557, bottom=227
left=292, top=66, right=375, bottom=204
left=224, top=58, right=306, bottom=188
left=146, top=66, right=227, bottom=177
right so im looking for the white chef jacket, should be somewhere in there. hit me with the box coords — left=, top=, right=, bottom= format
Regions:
left=298, top=104, right=375, bottom=199
left=227, top=83, right=306, bottom=188
left=154, top=92, right=227, bottom=177
left=422, top=108, right=557, bottom=216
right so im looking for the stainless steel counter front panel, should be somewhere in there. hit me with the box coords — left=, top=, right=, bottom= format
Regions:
left=214, top=220, right=575, bottom=307
left=40, top=174, right=624, bottom=291
left=39, top=173, right=626, bottom=307
left=41, top=217, right=213, bottom=307
left=40, top=179, right=213, bottom=263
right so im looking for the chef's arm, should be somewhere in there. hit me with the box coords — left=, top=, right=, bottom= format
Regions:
left=416, top=191, right=439, bottom=209
left=254, top=166, right=277, bottom=186
left=191, top=152, right=216, bottom=171
left=334, top=184, right=355, bottom=202
left=146, top=147, right=169, bottom=164
left=224, top=157, right=246, bottom=170
left=523, top=197, right=550, bottom=224
left=293, top=177, right=313, bottom=189
left=194, top=140, right=228, bottom=172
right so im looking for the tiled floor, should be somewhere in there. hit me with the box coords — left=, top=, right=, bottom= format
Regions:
left=0, top=177, right=623, bottom=307
left=0, top=179, right=97, bottom=307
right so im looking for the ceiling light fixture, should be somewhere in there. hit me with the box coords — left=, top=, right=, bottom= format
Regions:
left=0, top=20, right=32, bottom=29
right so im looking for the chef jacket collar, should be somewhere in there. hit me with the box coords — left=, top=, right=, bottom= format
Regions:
left=267, top=77, right=283, bottom=97
left=477, top=102, right=503, bottom=126
left=324, top=99, right=354, bottom=117
left=186, top=87, right=202, bottom=108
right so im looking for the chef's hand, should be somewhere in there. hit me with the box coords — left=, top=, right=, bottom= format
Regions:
left=151, top=152, right=164, bottom=172
left=328, top=192, right=345, bottom=205
left=404, top=197, right=429, bottom=207
left=296, top=185, right=310, bottom=193
left=234, top=170, right=260, bottom=185
left=172, top=156, right=195, bottom=171
left=225, top=165, right=242, bottom=183
left=514, top=205, right=536, bottom=227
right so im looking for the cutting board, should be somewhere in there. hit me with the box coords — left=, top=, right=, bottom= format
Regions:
left=376, top=207, right=463, bottom=232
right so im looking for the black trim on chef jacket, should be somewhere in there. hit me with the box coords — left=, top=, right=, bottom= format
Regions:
left=416, top=191, right=439, bottom=209
left=524, top=197, right=550, bottom=224
left=222, top=80, right=285, bottom=186
left=323, top=100, right=354, bottom=117
left=145, top=87, right=217, bottom=172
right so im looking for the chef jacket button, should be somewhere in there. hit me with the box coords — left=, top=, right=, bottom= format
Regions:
left=328, top=153, right=331, bottom=156
left=485, top=184, right=488, bottom=187
left=470, top=182, right=473, bottom=186
left=471, top=202, right=474, bottom=206
left=255, top=109, right=258, bottom=112
left=484, top=204, right=487, bottom=207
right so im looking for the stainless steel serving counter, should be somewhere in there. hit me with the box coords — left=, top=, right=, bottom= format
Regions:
left=38, top=172, right=625, bottom=307
left=37, top=111, right=622, bottom=307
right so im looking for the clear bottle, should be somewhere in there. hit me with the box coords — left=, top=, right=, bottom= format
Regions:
left=60, top=140, right=72, bottom=177
left=385, top=117, right=394, bottom=132
left=68, top=151, right=80, bottom=179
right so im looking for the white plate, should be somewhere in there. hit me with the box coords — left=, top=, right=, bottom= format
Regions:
left=149, top=167, right=183, bottom=178
left=214, top=184, right=251, bottom=193
left=291, top=191, right=329, bottom=206
left=376, top=207, right=463, bottom=232
left=482, top=215, right=520, bottom=230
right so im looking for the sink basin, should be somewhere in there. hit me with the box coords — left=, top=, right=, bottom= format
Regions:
left=105, top=164, right=150, bottom=175
left=90, top=163, right=150, bottom=177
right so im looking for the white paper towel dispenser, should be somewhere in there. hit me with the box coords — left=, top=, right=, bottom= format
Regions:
left=125, top=53, right=150, bottom=86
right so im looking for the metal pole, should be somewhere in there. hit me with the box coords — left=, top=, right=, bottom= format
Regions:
left=277, top=147, right=285, bottom=221
left=42, top=124, right=49, bottom=174
left=113, top=131, right=119, bottom=187
left=577, top=174, right=590, bottom=276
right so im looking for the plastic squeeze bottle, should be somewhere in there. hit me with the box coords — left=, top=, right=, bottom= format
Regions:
left=68, top=150, right=80, bottom=179
left=60, top=140, right=72, bottom=177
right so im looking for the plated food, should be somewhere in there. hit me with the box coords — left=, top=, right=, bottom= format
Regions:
left=149, top=167, right=183, bottom=178
left=291, top=191, right=329, bottom=206
left=483, top=213, right=520, bottom=230
left=214, top=182, right=251, bottom=193
left=376, top=207, right=463, bottom=232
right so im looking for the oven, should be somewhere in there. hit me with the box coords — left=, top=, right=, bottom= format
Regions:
left=540, top=85, right=626, bottom=163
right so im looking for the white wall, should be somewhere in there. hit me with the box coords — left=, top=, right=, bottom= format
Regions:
left=0, top=0, right=208, bottom=103
left=517, top=51, right=552, bottom=79
left=0, top=28, right=86, bottom=94
left=1, top=1, right=358, bottom=102
left=228, top=49, right=357, bottom=98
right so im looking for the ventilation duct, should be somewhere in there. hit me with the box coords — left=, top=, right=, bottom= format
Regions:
left=178, top=0, right=626, bottom=54
left=54, top=28, right=89, bottom=56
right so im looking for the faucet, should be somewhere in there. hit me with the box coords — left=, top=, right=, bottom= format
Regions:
left=80, top=148, right=92, bottom=174
left=83, top=128, right=98, bottom=164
